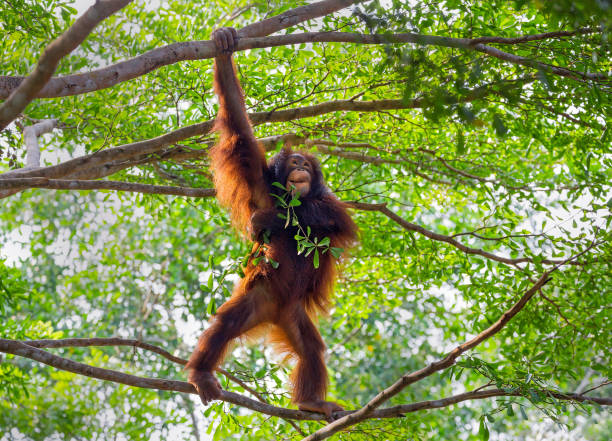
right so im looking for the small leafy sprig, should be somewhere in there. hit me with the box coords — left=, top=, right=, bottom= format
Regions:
left=245, top=232, right=279, bottom=270
left=270, top=182, right=343, bottom=268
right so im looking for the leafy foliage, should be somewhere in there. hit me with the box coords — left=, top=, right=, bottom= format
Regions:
left=0, top=0, right=610, bottom=440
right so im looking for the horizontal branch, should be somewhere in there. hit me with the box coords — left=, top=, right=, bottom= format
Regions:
left=469, top=27, right=600, bottom=45
left=0, top=178, right=587, bottom=269
left=0, top=0, right=133, bottom=129
left=0, top=26, right=602, bottom=99
left=0, top=0, right=361, bottom=99
left=2, top=338, right=607, bottom=424
left=0, top=338, right=311, bottom=419
left=0, top=177, right=215, bottom=197
left=1, top=78, right=512, bottom=195
left=372, top=387, right=612, bottom=418
left=24, top=337, right=267, bottom=403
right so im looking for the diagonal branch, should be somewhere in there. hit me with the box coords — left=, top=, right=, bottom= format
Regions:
left=300, top=244, right=600, bottom=440
left=0, top=0, right=133, bottom=130
left=347, top=202, right=585, bottom=266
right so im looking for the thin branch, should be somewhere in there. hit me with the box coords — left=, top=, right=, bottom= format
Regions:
left=0, top=179, right=593, bottom=270
left=365, top=387, right=612, bottom=418
left=346, top=202, right=587, bottom=266
left=0, top=0, right=133, bottom=130
left=2, top=339, right=607, bottom=424
left=538, top=289, right=577, bottom=330
left=468, top=27, right=601, bottom=45
left=1, top=26, right=603, bottom=99
left=0, top=177, right=215, bottom=197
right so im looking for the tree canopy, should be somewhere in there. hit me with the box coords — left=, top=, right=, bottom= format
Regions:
left=0, top=1, right=610, bottom=440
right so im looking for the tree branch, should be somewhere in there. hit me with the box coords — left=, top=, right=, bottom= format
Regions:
left=1, top=338, right=606, bottom=425
left=302, top=276, right=551, bottom=438
left=0, top=26, right=603, bottom=100
left=300, top=244, right=600, bottom=440
left=1, top=78, right=514, bottom=197
left=22, top=119, right=58, bottom=169
left=346, top=202, right=586, bottom=266
left=24, top=337, right=304, bottom=434
left=468, top=27, right=601, bottom=45
left=0, top=0, right=133, bottom=130
left=0, top=177, right=215, bottom=197
left=0, top=179, right=592, bottom=269
left=0, top=0, right=363, bottom=100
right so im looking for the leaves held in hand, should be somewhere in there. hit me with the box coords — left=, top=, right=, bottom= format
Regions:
left=270, top=182, right=343, bottom=268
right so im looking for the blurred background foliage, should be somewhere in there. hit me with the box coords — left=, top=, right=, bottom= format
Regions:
left=0, top=0, right=610, bottom=440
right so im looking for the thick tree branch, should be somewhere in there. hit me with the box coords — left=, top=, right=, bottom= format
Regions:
left=0, top=0, right=133, bottom=130
left=1, top=79, right=513, bottom=197
left=22, top=119, right=58, bottom=169
left=1, top=338, right=606, bottom=424
left=0, top=26, right=603, bottom=99
left=25, top=337, right=266, bottom=403
left=25, top=337, right=303, bottom=433
left=0, top=0, right=362, bottom=100
left=237, top=0, right=363, bottom=39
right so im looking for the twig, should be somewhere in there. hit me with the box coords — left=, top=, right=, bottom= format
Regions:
left=346, top=202, right=590, bottom=267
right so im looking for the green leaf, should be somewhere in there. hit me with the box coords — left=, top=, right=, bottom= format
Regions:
left=268, top=257, right=279, bottom=269
left=330, top=247, right=344, bottom=258
left=478, top=419, right=490, bottom=441
left=456, top=130, right=466, bottom=155
left=493, top=114, right=508, bottom=137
